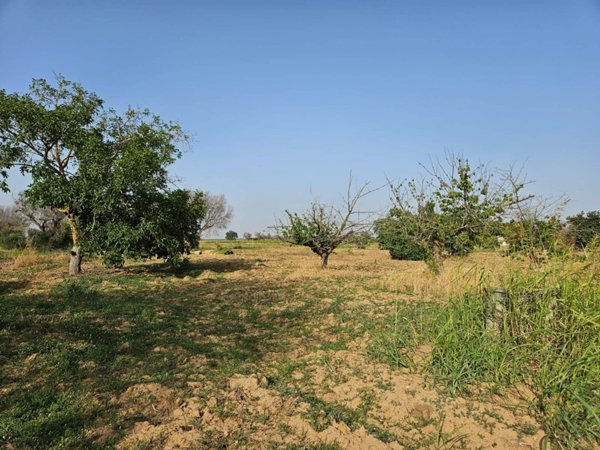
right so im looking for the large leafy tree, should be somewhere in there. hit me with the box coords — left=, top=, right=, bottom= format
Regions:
left=0, top=76, right=205, bottom=274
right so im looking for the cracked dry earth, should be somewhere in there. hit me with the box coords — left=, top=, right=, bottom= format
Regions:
left=105, top=249, right=544, bottom=449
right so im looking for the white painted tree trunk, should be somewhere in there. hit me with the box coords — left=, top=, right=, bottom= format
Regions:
left=69, top=246, right=82, bottom=276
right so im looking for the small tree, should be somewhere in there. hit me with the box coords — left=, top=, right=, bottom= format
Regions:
left=0, top=76, right=206, bottom=274
left=225, top=230, right=238, bottom=240
left=197, top=192, right=233, bottom=238
left=276, top=178, right=375, bottom=268
left=503, top=166, right=569, bottom=263
left=243, top=232, right=253, bottom=240
left=380, top=155, right=524, bottom=272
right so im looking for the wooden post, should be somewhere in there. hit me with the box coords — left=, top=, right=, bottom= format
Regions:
left=486, top=288, right=507, bottom=333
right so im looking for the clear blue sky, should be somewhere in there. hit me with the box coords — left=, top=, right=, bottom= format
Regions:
left=1, top=0, right=599, bottom=235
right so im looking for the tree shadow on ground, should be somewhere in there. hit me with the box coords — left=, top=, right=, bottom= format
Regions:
left=126, top=257, right=257, bottom=277
left=0, top=271, right=329, bottom=448
left=0, top=279, right=30, bottom=296
left=0, top=272, right=325, bottom=390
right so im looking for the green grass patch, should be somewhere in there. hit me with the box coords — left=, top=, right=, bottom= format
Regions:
left=368, top=300, right=440, bottom=369
left=0, top=265, right=327, bottom=448
left=371, top=257, right=600, bottom=448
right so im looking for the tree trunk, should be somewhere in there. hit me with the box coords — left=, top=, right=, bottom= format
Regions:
left=66, top=213, right=82, bottom=275
left=320, top=253, right=329, bottom=269
left=429, top=241, right=444, bottom=274
left=486, top=288, right=506, bottom=333
left=69, top=245, right=82, bottom=276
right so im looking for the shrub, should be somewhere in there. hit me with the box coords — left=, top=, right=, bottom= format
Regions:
left=215, top=244, right=234, bottom=255
left=0, top=228, right=26, bottom=249
left=349, top=231, right=374, bottom=249
left=504, top=218, right=564, bottom=258
left=374, top=218, right=428, bottom=260
left=566, top=210, right=600, bottom=249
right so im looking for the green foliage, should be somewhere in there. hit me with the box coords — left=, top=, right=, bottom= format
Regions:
left=281, top=208, right=338, bottom=257
left=215, top=243, right=234, bottom=255
left=567, top=210, right=600, bottom=249
left=374, top=217, right=428, bottom=260
left=83, top=188, right=206, bottom=268
left=0, top=228, right=26, bottom=249
left=348, top=231, right=374, bottom=249
left=504, top=217, right=564, bottom=258
left=380, top=157, right=519, bottom=270
left=225, top=230, right=238, bottom=240
left=277, top=179, right=371, bottom=268
left=429, top=265, right=600, bottom=447
left=0, top=76, right=206, bottom=268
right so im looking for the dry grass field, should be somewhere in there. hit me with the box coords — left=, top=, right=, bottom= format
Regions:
left=0, top=242, right=597, bottom=449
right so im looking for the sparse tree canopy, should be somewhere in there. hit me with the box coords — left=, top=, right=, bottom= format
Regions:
left=502, top=167, right=569, bottom=262
left=0, top=76, right=206, bottom=274
left=379, top=154, right=525, bottom=271
left=0, top=204, right=21, bottom=230
left=276, top=177, right=375, bottom=268
left=254, top=231, right=274, bottom=240
left=198, top=192, right=233, bottom=237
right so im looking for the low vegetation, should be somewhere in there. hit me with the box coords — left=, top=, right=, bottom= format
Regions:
left=1, top=241, right=597, bottom=449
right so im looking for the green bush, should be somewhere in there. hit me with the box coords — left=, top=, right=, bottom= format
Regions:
left=0, top=228, right=26, bottom=249
left=349, top=231, right=374, bottom=250
left=374, top=218, right=427, bottom=260
left=567, top=210, right=600, bottom=249
left=215, top=244, right=234, bottom=255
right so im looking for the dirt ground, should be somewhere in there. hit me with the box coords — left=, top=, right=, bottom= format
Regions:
left=1, top=244, right=545, bottom=449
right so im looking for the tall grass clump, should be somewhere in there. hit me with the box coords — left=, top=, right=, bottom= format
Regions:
left=429, top=290, right=524, bottom=391
left=429, top=256, right=600, bottom=448
left=369, top=301, right=440, bottom=368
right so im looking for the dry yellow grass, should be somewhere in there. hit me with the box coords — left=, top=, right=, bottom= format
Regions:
left=11, top=250, right=65, bottom=268
left=3, top=244, right=525, bottom=303
left=195, top=245, right=524, bottom=302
